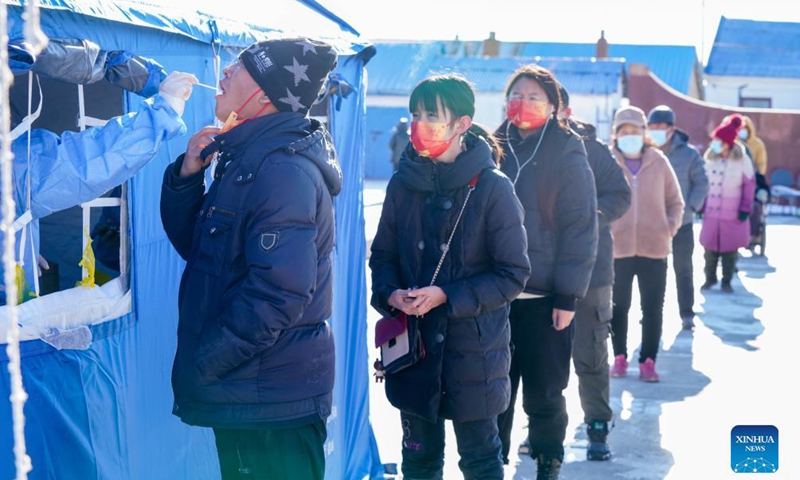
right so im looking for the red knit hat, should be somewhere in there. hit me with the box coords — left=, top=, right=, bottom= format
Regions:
left=712, top=114, right=743, bottom=148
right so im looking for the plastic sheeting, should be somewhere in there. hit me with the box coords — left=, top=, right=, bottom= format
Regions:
left=0, top=2, right=380, bottom=479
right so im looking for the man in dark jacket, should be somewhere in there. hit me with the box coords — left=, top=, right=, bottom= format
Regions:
left=388, top=117, right=409, bottom=171
left=647, top=106, right=709, bottom=329
left=160, top=38, right=339, bottom=480
left=559, top=87, right=631, bottom=461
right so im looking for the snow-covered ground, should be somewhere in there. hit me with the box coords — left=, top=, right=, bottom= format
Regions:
left=363, top=179, right=800, bottom=479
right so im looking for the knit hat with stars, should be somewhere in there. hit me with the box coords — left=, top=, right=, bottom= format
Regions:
left=239, top=37, right=338, bottom=114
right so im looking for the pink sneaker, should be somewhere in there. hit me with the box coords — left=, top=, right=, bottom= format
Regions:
left=610, top=355, right=628, bottom=377
left=639, top=358, right=660, bottom=382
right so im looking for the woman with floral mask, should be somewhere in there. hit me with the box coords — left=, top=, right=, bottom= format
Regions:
left=699, top=114, right=756, bottom=293
left=608, top=106, right=684, bottom=384
left=370, top=73, right=530, bottom=480
left=495, top=65, right=598, bottom=479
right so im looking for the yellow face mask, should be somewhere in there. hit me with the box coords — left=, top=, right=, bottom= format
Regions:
left=220, top=111, right=243, bottom=134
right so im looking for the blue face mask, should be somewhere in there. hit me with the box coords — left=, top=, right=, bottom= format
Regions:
left=710, top=139, right=724, bottom=154
left=617, top=135, right=644, bottom=156
left=738, top=129, right=749, bottom=140
left=649, top=129, right=669, bottom=147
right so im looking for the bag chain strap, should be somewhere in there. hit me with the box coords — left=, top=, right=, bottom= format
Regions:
left=429, top=179, right=477, bottom=286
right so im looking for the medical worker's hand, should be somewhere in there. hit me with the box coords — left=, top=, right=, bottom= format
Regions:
left=159, top=71, right=198, bottom=116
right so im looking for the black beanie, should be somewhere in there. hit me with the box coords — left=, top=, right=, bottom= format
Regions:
left=239, top=37, right=338, bottom=114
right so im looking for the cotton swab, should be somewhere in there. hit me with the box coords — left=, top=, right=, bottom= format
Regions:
left=194, top=82, right=219, bottom=91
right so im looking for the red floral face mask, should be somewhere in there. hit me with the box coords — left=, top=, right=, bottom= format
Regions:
left=410, top=120, right=458, bottom=158
left=506, top=99, right=550, bottom=130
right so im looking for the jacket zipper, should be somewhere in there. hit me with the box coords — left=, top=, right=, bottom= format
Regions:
left=206, top=206, right=236, bottom=219
left=631, top=173, right=638, bottom=253
left=431, top=162, right=441, bottom=194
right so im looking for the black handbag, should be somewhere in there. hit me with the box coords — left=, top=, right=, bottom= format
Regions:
left=374, top=173, right=479, bottom=381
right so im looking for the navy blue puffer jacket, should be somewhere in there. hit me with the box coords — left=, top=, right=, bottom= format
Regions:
left=572, top=121, right=631, bottom=289
left=370, top=135, right=530, bottom=423
left=161, top=113, right=340, bottom=428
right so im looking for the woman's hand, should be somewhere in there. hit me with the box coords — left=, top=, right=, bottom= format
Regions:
left=552, top=308, right=575, bottom=331
left=406, top=286, right=447, bottom=317
left=388, top=289, right=417, bottom=315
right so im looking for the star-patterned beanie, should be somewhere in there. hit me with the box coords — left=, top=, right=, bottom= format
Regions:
left=239, top=37, right=338, bottom=114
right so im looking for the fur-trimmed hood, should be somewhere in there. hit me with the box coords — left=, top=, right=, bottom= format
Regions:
left=704, top=140, right=748, bottom=162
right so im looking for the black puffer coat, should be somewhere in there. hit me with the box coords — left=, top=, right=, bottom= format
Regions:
left=572, top=121, right=632, bottom=289
left=370, top=135, right=530, bottom=423
left=497, top=119, right=598, bottom=311
left=161, top=113, right=340, bottom=428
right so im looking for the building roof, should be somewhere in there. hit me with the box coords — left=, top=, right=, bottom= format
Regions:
left=436, top=56, right=624, bottom=95
left=520, top=43, right=698, bottom=94
left=367, top=49, right=624, bottom=96
left=705, top=17, right=800, bottom=79
left=368, top=40, right=696, bottom=95
left=365, top=42, right=446, bottom=95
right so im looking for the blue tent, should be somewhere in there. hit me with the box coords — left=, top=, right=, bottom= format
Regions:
left=1, top=1, right=381, bottom=479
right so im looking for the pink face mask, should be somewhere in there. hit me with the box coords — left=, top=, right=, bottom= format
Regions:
left=409, top=120, right=458, bottom=158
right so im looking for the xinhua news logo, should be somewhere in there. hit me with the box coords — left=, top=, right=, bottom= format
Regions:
left=731, top=425, right=778, bottom=474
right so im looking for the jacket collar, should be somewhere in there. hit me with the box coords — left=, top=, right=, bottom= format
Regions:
left=705, top=141, right=746, bottom=162
left=397, top=134, right=495, bottom=193
left=613, top=145, right=663, bottom=173
left=662, top=128, right=690, bottom=155
left=212, top=112, right=342, bottom=196
left=214, top=112, right=312, bottom=156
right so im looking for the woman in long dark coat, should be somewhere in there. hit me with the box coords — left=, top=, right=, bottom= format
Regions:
left=370, top=74, right=530, bottom=480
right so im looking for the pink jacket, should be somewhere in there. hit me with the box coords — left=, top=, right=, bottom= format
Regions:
left=611, top=146, right=685, bottom=259
left=700, top=142, right=756, bottom=253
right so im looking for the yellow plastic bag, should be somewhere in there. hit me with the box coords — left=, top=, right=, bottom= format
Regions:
left=76, top=228, right=96, bottom=288
left=14, top=264, right=38, bottom=304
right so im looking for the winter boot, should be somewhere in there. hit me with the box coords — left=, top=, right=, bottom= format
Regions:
left=535, top=454, right=562, bottom=480
left=721, top=281, right=734, bottom=293
left=586, top=421, right=612, bottom=461
left=700, top=278, right=717, bottom=290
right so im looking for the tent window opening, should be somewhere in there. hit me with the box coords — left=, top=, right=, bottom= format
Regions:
left=1, top=75, right=133, bottom=346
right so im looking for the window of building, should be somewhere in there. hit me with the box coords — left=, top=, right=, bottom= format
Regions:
left=740, top=97, right=772, bottom=109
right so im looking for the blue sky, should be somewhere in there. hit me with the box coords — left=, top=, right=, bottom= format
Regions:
left=168, top=0, right=800, bottom=65
left=317, top=0, right=800, bottom=65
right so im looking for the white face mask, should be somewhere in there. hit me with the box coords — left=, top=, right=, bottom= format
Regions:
left=617, top=135, right=644, bottom=156
left=649, top=129, right=669, bottom=147
left=710, top=139, right=724, bottom=154
left=738, top=129, right=749, bottom=140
